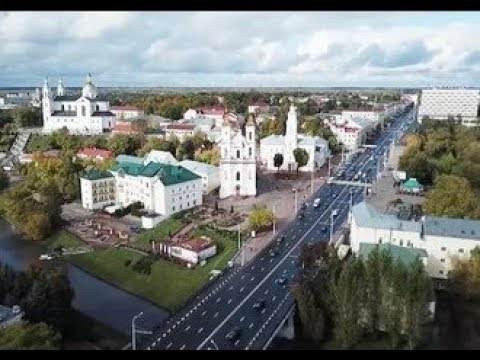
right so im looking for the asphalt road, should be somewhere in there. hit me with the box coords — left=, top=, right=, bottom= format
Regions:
left=140, top=105, right=417, bottom=351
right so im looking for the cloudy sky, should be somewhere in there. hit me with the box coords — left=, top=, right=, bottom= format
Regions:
left=1, top=11, right=480, bottom=88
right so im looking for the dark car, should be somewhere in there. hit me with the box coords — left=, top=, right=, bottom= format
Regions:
left=298, top=212, right=305, bottom=220
left=226, top=327, right=242, bottom=342
left=277, top=277, right=288, bottom=285
left=253, top=300, right=265, bottom=310
left=276, top=235, right=285, bottom=243
left=269, top=249, right=278, bottom=258
left=321, top=226, right=328, bottom=233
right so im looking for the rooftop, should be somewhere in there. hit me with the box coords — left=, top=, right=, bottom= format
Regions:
left=145, top=150, right=178, bottom=165
left=179, top=159, right=219, bottom=176
left=77, top=147, right=114, bottom=160
left=112, top=123, right=137, bottom=133
left=424, top=216, right=480, bottom=241
left=92, top=111, right=115, bottom=117
left=111, top=160, right=201, bottom=185
left=166, top=123, right=196, bottom=131
left=80, top=170, right=114, bottom=181
left=111, top=105, right=143, bottom=111
left=359, top=243, right=428, bottom=266
left=352, top=201, right=422, bottom=233
left=176, top=236, right=215, bottom=252
left=116, top=154, right=144, bottom=165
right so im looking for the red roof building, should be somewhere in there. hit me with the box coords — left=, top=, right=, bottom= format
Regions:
left=112, top=122, right=139, bottom=134
left=77, top=147, right=115, bottom=161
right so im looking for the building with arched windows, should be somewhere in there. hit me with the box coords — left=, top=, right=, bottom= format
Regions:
left=42, top=74, right=116, bottom=135
left=218, top=115, right=257, bottom=199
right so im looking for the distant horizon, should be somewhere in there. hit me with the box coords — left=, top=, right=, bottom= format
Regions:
left=1, top=11, right=479, bottom=87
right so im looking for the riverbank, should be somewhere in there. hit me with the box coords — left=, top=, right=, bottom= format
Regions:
left=67, top=225, right=238, bottom=312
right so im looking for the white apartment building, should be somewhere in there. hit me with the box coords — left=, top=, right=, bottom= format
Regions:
left=42, top=74, right=116, bottom=135
left=164, top=123, right=199, bottom=142
left=111, top=105, right=144, bottom=120
left=80, top=171, right=116, bottom=210
left=350, top=201, right=480, bottom=280
left=417, top=88, right=479, bottom=126
left=80, top=159, right=203, bottom=217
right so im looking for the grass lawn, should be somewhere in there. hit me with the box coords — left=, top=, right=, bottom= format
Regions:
left=136, top=217, right=186, bottom=245
left=44, top=230, right=85, bottom=250
left=67, top=225, right=238, bottom=312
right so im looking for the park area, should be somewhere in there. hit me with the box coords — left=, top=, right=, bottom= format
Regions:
left=65, top=220, right=239, bottom=312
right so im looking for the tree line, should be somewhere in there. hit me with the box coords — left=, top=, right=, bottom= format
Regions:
left=293, top=242, right=433, bottom=349
left=0, top=261, right=74, bottom=350
left=398, top=118, right=480, bottom=219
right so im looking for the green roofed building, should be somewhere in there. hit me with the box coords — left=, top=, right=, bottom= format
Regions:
left=400, top=177, right=423, bottom=193
left=80, top=156, right=203, bottom=219
left=359, top=243, right=428, bottom=266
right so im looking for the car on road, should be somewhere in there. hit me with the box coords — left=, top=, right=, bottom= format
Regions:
left=253, top=300, right=266, bottom=310
left=269, top=249, right=278, bottom=258
left=276, top=235, right=285, bottom=243
left=313, top=198, right=321, bottom=208
left=277, top=277, right=288, bottom=285
left=321, top=226, right=328, bottom=233
left=298, top=212, right=305, bottom=220
left=226, top=327, right=242, bottom=342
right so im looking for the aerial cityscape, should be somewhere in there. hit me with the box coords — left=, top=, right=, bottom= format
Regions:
left=1, top=11, right=480, bottom=351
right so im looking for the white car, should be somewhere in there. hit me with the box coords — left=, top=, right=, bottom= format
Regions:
left=313, top=198, right=321, bottom=208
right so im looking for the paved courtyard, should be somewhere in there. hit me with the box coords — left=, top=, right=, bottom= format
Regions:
left=205, top=155, right=341, bottom=264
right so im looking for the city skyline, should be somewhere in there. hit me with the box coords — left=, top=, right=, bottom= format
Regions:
left=1, top=11, right=480, bottom=87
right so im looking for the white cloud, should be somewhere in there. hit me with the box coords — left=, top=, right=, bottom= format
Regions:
left=0, top=11, right=479, bottom=87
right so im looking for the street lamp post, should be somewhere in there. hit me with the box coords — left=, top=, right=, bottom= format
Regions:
left=210, top=339, right=219, bottom=350
left=131, top=312, right=152, bottom=351
left=292, top=188, right=298, bottom=213
left=329, top=209, right=338, bottom=244
left=273, top=204, right=276, bottom=235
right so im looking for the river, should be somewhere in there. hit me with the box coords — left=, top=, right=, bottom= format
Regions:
left=0, top=218, right=168, bottom=335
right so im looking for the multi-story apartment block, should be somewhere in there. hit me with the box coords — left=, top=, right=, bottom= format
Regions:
left=417, top=88, right=479, bottom=126
left=80, top=170, right=116, bottom=210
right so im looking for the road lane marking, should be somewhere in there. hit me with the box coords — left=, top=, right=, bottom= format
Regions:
left=202, top=310, right=207, bottom=316
left=198, top=327, right=204, bottom=334
left=166, top=342, right=172, bottom=349
left=240, top=316, right=245, bottom=322
left=214, top=312, right=219, bottom=318
left=249, top=323, right=254, bottom=329
left=185, top=325, right=191, bottom=332
left=180, top=344, right=186, bottom=350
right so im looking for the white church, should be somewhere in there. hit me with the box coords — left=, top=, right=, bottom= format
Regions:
left=219, top=115, right=257, bottom=199
left=260, top=103, right=330, bottom=172
left=42, top=74, right=116, bottom=135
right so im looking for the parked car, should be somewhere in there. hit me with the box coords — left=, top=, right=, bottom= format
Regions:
left=313, top=198, right=321, bottom=208
left=277, top=277, right=288, bottom=285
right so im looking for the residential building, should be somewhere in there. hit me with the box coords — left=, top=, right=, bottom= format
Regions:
left=260, top=104, right=330, bottom=172
left=80, top=156, right=203, bottom=218
left=179, top=159, right=220, bottom=194
left=164, top=123, right=198, bottom=142
left=80, top=170, right=116, bottom=210
left=77, top=147, right=115, bottom=162
left=111, top=105, right=144, bottom=120
left=184, top=106, right=227, bottom=127
left=42, top=74, right=116, bottom=135
left=350, top=201, right=480, bottom=280
left=417, top=88, right=479, bottom=126
left=0, top=305, right=23, bottom=328
left=153, top=236, right=217, bottom=266
left=111, top=122, right=141, bottom=135
left=248, top=101, right=270, bottom=114
left=219, top=115, right=256, bottom=198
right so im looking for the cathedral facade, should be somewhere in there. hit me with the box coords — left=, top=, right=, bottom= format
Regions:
left=42, top=74, right=116, bottom=135
left=219, top=116, right=257, bottom=199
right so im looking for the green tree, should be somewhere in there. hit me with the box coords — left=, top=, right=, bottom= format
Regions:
left=450, top=246, right=480, bottom=301
left=22, top=265, right=74, bottom=332
left=273, top=153, right=284, bottom=172
left=404, top=258, right=432, bottom=349
left=293, top=148, right=309, bottom=172
left=292, top=282, right=325, bottom=343
left=423, top=175, right=479, bottom=219
left=247, top=205, right=275, bottom=232
left=22, top=211, right=51, bottom=242
left=331, top=257, right=365, bottom=348
left=398, top=150, right=434, bottom=185
left=0, top=168, right=10, bottom=191
left=0, top=321, right=61, bottom=350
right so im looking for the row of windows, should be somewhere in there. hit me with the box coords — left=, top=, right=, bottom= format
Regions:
left=441, top=246, right=465, bottom=253
left=172, top=200, right=197, bottom=212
